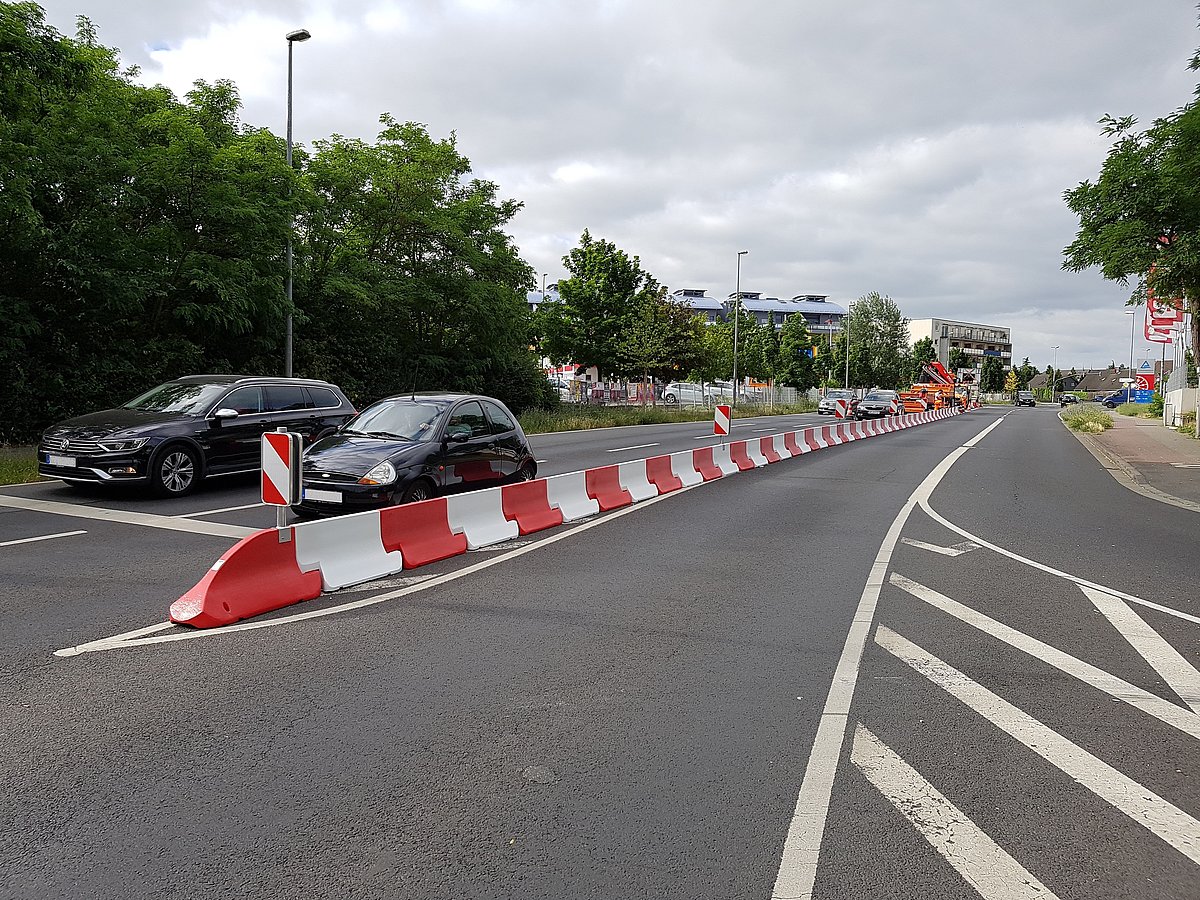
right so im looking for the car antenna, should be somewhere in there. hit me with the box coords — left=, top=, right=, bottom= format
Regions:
left=410, top=361, right=421, bottom=401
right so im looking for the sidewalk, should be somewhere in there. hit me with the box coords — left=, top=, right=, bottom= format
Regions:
left=1074, top=411, right=1200, bottom=511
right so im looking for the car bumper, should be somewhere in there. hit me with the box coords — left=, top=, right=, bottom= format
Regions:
left=37, top=450, right=151, bottom=483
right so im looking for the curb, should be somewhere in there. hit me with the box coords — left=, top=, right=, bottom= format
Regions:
left=170, top=408, right=965, bottom=628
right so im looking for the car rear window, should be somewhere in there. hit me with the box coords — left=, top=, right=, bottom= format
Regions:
left=266, top=384, right=312, bottom=412
left=307, top=387, right=342, bottom=409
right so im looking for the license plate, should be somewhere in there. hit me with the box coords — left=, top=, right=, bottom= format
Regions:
left=46, top=454, right=76, bottom=468
left=303, top=488, right=342, bottom=504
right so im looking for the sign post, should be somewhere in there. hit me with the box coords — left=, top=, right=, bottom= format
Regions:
left=262, top=428, right=302, bottom=540
left=714, top=404, right=731, bottom=437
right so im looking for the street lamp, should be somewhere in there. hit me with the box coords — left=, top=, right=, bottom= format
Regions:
left=731, top=250, right=748, bottom=407
left=1050, top=345, right=1059, bottom=402
left=284, top=27, right=311, bottom=378
left=844, top=303, right=853, bottom=390
left=1125, top=309, right=1136, bottom=399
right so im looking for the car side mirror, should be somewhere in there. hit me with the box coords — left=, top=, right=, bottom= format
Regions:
left=212, top=408, right=239, bottom=421
left=444, top=430, right=470, bottom=444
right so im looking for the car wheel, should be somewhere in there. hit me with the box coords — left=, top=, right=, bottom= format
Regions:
left=663, top=393, right=678, bottom=405
left=400, top=478, right=436, bottom=504
left=515, top=462, right=537, bottom=482
left=152, top=444, right=200, bottom=497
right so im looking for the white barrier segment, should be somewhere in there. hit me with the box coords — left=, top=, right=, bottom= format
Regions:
left=293, top=511, right=404, bottom=590
left=828, top=425, right=845, bottom=446
left=544, top=471, right=601, bottom=522
left=445, top=487, right=520, bottom=549
left=669, top=450, right=705, bottom=486
left=809, top=427, right=830, bottom=449
left=771, top=434, right=793, bottom=460
left=711, top=443, right=740, bottom=476
left=790, top=430, right=812, bottom=454
left=746, top=441, right=770, bottom=467
left=617, top=459, right=659, bottom=502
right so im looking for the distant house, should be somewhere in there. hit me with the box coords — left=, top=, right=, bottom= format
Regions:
left=1043, top=363, right=1174, bottom=398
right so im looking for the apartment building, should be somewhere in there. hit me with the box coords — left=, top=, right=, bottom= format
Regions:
left=907, top=318, right=1012, bottom=368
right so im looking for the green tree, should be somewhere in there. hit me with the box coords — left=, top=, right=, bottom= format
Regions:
left=1062, top=36, right=1200, bottom=364
left=980, top=356, right=1004, bottom=392
left=1004, top=370, right=1019, bottom=394
left=775, top=312, right=819, bottom=391
left=1014, top=357, right=1037, bottom=389
left=842, top=292, right=909, bottom=389
left=540, top=230, right=659, bottom=378
left=617, top=291, right=704, bottom=402
left=948, top=347, right=971, bottom=372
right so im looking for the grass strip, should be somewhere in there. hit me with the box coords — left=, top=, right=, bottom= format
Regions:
left=0, top=448, right=39, bottom=486
left=1061, top=408, right=1113, bottom=433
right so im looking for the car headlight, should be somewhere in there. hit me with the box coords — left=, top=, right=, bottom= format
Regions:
left=358, top=461, right=397, bottom=485
left=98, top=438, right=149, bottom=453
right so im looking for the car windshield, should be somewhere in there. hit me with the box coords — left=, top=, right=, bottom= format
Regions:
left=863, top=393, right=889, bottom=401
left=343, top=400, right=446, bottom=441
left=826, top=390, right=853, bottom=399
left=123, top=382, right=229, bottom=416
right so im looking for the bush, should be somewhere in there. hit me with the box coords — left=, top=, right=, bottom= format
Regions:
left=1148, top=394, right=1165, bottom=416
left=1180, top=411, right=1197, bottom=437
left=1062, top=408, right=1113, bottom=433
left=1115, top=402, right=1142, bottom=416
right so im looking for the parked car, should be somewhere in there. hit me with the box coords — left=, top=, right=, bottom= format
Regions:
left=38, top=375, right=356, bottom=497
left=1013, top=391, right=1036, bottom=407
left=818, top=389, right=858, bottom=415
left=296, top=393, right=536, bottom=516
left=1100, top=389, right=1142, bottom=408
left=1059, top=393, right=1079, bottom=407
left=855, top=391, right=900, bottom=419
left=661, top=382, right=713, bottom=405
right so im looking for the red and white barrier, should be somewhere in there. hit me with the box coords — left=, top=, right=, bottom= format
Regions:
left=171, top=404, right=969, bottom=627
left=714, top=404, right=731, bottom=435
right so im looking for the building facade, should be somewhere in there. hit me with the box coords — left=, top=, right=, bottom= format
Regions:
left=907, top=318, right=1013, bottom=369
left=671, top=289, right=847, bottom=333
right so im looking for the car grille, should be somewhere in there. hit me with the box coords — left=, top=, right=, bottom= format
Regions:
left=40, top=437, right=105, bottom=454
left=303, top=470, right=362, bottom=484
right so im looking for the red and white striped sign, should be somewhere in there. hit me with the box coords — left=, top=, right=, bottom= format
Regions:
left=261, top=431, right=301, bottom=506
left=714, top=404, right=731, bottom=436
left=834, top=399, right=850, bottom=419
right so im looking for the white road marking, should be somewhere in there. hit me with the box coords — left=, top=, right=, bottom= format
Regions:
left=919, top=499, right=1200, bottom=627
left=55, top=479, right=709, bottom=657
left=0, top=494, right=254, bottom=539
left=1081, top=585, right=1200, bottom=714
left=900, top=537, right=980, bottom=557
left=536, top=459, right=549, bottom=464
left=174, top=502, right=263, bottom=519
left=889, top=573, right=1200, bottom=741
left=0, top=529, right=87, bottom=547
left=851, top=724, right=1061, bottom=900
left=1170, top=463, right=1200, bottom=468
left=771, top=413, right=1007, bottom=900
left=877, top=625, right=1200, bottom=866
left=605, top=442, right=659, bottom=453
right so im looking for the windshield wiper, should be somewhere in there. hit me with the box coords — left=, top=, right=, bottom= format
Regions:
left=348, top=429, right=409, bottom=440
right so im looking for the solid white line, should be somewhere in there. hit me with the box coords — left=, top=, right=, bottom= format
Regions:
left=851, top=724, right=1061, bottom=900
left=174, top=502, right=263, bottom=519
left=771, top=413, right=1002, bottom=900
left=0, top=494, right=254, bottom=539
left=55, top=479, right=710, bottom=656
left=876, top=625, right=1200, bottom=866
left=604, top=442, right=659, bottom=453
left=900, top=537, right=979, bottom=557
left=0, top=529, right=87, bottom=547
left=1081, top=585, right=1200, bottom=714
left=919, top=500, right=1200, bottom=627
left=889, top=574, right=1200, bottom=741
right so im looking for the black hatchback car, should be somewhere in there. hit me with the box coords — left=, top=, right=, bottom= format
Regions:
left=296, top=393, right=537, bottom=515
left=39, top=375, right=356, bottom=496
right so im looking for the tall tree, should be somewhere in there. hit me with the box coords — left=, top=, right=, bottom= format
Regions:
left=980, top=356, right=1004, bottom=392
left=1062, top=34, right=1200, bottom=364
left=775, top=312, right=819, bottom=391
left=842, top=292, right=909, bottom=389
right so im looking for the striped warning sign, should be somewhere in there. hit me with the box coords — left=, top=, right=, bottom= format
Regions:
left=261, top=431, right=301, bottom=506
left=714, top=404, right=731, bottom=436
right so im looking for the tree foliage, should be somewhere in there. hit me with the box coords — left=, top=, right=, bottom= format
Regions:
left=980, top=356, right=1004, bottom=392
left=836, top=292, right=909, bottom=389
left=775, top=312, right=819, bottom=391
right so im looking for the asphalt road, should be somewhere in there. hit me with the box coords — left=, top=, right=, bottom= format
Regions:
left=2, top=406, right=1197, bottom=899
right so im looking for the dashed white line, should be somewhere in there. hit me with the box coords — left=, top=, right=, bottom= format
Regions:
left=877, top=625, right=1200, bottom=866
left=174, top=502, right=263, bottom=519
left=851, top=724, right=1061, bottom=900
left=605, top=442, right=659, bottom=453
left=0, top=529, right=87, bottom=547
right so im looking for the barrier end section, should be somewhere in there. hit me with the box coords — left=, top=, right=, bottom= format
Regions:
left=170, top=529, right=323, bottom=628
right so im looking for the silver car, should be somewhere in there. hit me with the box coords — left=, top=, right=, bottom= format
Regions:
left=662, top=382, right=714, bottom=405
left=818, top=389, right=857, bottom=415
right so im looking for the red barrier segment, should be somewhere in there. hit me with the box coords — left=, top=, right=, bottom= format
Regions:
left=646, top=455, right=684, bottom=493
left=500, top=479, right=565, bottom=535
left=804, top=428, right=823, bottom=452
left=822, top=425, right=839, bottom=446
left=784, top=431, right=805, bottom=455
left=378, top=498, right=468, bottom=568
left=692, top=446, right=724, bottom=481
left=170, top=529, right=323, bottom=628
left=760, top=436, right=782, bottom=464
left=729, top=441, right=756, bottom=471
left=585, top=465, right=634, bottom=511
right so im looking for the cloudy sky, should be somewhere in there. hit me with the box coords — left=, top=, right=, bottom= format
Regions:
left=35, top=0, right=1200, bottom=370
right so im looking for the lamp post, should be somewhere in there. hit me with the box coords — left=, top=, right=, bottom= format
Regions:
left=731, top=250, right=748, bottom=407
left=1125, top=310, right=1136, bottom=400
left=1050, top=345, right=1059, bottom=402
left=844, top=303, right=853, bottom=390
left=284, top=27, right=311, bottom=378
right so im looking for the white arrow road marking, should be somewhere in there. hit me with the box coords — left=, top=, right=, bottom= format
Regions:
left=1081, top=585, right=1200, bottom=715
left=889, top=573, right=1200, bottom=741
left=876, top=625, right=1200, bottom=867
left=901, top=537, right=980, bottom=557
left=851, top=724, right=1061, bottom=900
left=0, top=494, right=254, bottom=539
left=771, top=413, right=1008, bottom=900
